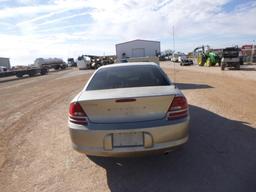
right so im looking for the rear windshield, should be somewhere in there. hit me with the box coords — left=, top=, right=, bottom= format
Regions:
left=223, top=48, right=239, bottom=57
left=86, top=65, right=171, bottom=90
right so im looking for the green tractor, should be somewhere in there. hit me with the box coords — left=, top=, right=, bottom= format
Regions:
left=194, top=45, right=220, bottom=67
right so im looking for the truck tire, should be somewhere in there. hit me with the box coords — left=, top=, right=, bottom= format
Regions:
left=16, top=72, right=23, bottom=78
left=54, top=65, right=60, bottom=70
left=28, top=70, right=36, bottom=77
left=40, top=68, right=48, bottom=75
left=95, top=64, right=101, bottom=69
left=239, top=58, right=244, bottom=65
left=221, top=62, right=225, bottom=70
left=60, top=65, right=66, bottom=70
left=236, top=63, right=240, bottom=70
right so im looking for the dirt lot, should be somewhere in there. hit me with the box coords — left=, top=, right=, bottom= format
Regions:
left=0, top=62, right=256, bottom=192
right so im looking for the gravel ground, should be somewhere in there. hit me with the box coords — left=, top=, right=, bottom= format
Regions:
left=0, top=63, right=256, bottom=192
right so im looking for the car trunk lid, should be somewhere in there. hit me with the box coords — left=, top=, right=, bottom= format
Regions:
left=78, top=86, right=177, bottom=123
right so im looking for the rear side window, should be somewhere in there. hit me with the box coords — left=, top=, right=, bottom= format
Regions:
left=86, top=65, right=171, bottom=90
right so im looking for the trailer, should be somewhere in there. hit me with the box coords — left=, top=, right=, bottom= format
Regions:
left=0, top=67, right=48, bottom=78
left=77, top=55, right=92, bottom=70
left=77, top=55, right=115, bottom=70
left=34, top=58, right=67, bottom=70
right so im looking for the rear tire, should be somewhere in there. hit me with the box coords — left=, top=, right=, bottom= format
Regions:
left=16, top=72, right=23, bottom=78
left=221, top=62, right=225, bottom=70
left=40, top=68, right=48, bottom=75
left=54, top=65, right=60, bottom=70
left=236, top=63, right=240, bottom=70
left=60, top=65, right=66, bottom=70
left=16, top=72, right=24, bottom=78
left=239, top=58, right=244, bottom=65
left=95, top=64, right=101, bottom=69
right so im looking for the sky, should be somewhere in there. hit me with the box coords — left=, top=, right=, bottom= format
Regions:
left=0, top=0, right=256, bottom=66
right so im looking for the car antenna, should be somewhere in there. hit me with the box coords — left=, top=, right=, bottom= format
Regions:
left=172, top=25, right=177, bottom=88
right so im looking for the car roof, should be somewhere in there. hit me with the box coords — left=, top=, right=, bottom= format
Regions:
left=99, top=62, right=159, bottom=69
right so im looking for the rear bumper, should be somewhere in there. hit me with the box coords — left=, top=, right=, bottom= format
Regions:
left=68, top=117, right=189, bottom=157
left=226, top=62, right=239, bottom=66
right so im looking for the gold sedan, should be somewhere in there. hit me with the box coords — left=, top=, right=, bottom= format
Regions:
left=68, top=63, right=189, bottom=157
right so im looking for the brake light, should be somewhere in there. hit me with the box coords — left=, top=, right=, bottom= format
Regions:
left=167, top=96, right=188, bottom=120
left=69, top=102, right=88, bottom=125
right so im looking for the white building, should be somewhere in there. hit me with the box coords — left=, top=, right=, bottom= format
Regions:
left=115, top=39, right=161, bottom=62
left=0, top=57, right=10, bottom=69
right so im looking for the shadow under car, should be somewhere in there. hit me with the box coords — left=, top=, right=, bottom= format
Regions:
left=88, top=105, right=256, bottom=192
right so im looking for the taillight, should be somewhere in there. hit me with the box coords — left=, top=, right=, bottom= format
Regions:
left=69, top=102, right=88, bottom=125
left=167, top=96, right=188, bottom=120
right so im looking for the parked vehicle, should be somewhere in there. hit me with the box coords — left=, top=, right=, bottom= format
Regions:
left=178, top=55, right=185, bottom=63
left=90, top=56, right=103, bottom=69
left=67, top=58, right=77, bottom=67
left=180, top=59, right=193, bottom=66
left=178, top=55, right=193, bottom=66
left=77, top=55, right=115, bottom=70
left=0, top=66, right=48, bottom=78
left=0, top=66, right=7, bottom=72
left=159, top=50, right=173, bottom=61
left=159, top=55, right=166, bottom=61
left=100, top=56, right=115, bottom=65
left=34, top=58, right=67, bottom=70
left=193, top=45, right=220, bottom=67
left=171, top=54, right=179, bottom=62
left=221, top=46, right=242, bottom=70
left=68, top=62, right=189, bottom=157
left=77, top=55, right=91, bottom=70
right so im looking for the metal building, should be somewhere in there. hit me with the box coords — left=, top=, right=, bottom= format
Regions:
left=0, top=57, right=11, bottom=69
left=115, top=39, right=161, bottom=62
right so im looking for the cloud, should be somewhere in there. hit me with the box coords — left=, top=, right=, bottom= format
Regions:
left=0, top=4, right=57, bottom=19
left=37, top=11, right=90, bottom=26
left=0, top=0, right=88, bottom=19
left=16, top=0, right=36, bottom=5
left=16, top=9, right=74, bottom=26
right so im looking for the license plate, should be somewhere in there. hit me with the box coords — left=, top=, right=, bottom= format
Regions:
left=113, top=132, right=143, bottom=147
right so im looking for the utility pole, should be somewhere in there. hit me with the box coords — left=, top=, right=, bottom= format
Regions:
left=251, top=40, right=255, bottom=64
left=172, top=25, right=176, bottom=87
left=172, top=26, right=175, bottom=53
